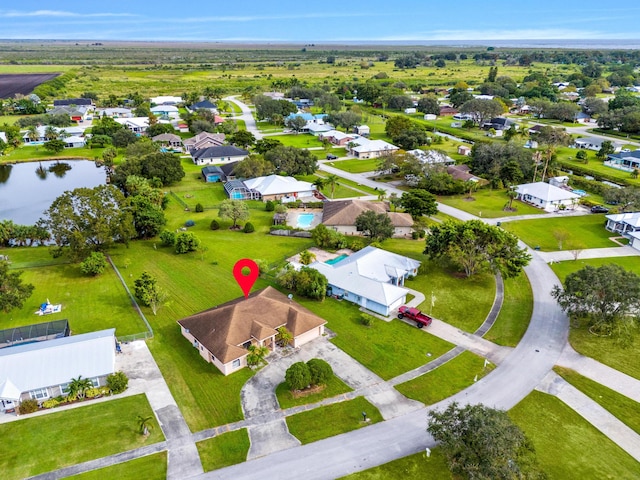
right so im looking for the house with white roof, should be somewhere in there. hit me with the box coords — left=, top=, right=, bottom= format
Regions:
left=63, top=135, right=86, bottom=148
left=318, top=130, right=355, bottom=146
left=115, top=117, right=149, bottom=134
left=150, top=105, right=180, bottom=120
left=239, top=175, right=316, bottom=202
left=0, top=329, right=116, bottom=412
left=407, top=149, right=455, bottom=165
left=150, top=95, right=182, bottom=105
left=574, top=136, right=622, bottom=152
left=514, top=182, right=581, bottom=212
left=605, top=212, right=640, bottom=239
left=95, top=107, right=133, bottom=119
left=605, top=150, right=640, bottom=172
left=349, top=139, right=399, bottom=159
left=308, top=246, right=421, bottom=316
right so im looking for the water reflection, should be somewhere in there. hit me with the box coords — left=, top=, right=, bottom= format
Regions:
left=48, top=161, right=72, bottom=178
left=0, top=164, right=12, bottom=184
left=35, top=162, right=48, bottom=180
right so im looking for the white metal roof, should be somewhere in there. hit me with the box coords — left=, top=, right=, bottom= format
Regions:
left=606, top=212, right=640, bottom=228
left=243, top=175, right=315, bottom=196
left=351, top=139, right=398, bottom=153
left=0, top=329, right=116, bottom=396
left=515, top=182, right=581, bottom=202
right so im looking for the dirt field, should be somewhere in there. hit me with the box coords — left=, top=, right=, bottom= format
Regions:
left=0, top=73, right=59, bottom=98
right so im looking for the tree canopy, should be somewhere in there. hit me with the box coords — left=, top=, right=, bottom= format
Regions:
left=0, top=261, right=34, bottom=313
left=552, top=264, right=640, bottom=342
left=400, top=190, right=439, bottom=218
left=264, top=146, right=317, bottom=176
left=218, top=199, right=250, bottom=229
left=428, top=402, right=544, bottom=480
left=354, top=210, right=395, bottom=241
left=424, top=220, right=530, bottom=278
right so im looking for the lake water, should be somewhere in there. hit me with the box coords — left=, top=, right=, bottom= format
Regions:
left=0, top=160, right=107, bottom=225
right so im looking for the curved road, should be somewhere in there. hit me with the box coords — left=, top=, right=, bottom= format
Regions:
left=203, top=99, right=571, bottom=480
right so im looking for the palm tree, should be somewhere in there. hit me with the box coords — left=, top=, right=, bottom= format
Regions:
left=44, top=126, right=58, bottom=140
left=506, top=189, right=518, bottom=211
left=313, top=177, right=326, bottom=194
left=377, top=188, right=387, bottom=201
left=325, top=174, right=339, bottom=199
left=137, top=415, right=154, bottom=435
left=26, top=125, right=39, bottom=143
left=246, top=344, right=270, bottom=367
left=68, top=376, right=93, bottom=400
left=276, top=326, right=293, bottom=347
left=299, top=250, right=316, bottom=265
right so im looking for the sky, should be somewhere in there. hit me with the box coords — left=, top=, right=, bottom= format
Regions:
left=1, top=1, right=640, bottom=43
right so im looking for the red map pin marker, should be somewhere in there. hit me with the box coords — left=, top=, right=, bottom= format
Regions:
left=233, top=259, right=260, bottom=299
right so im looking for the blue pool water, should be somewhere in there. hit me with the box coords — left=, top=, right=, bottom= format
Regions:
left=572, top=189, right=587, bottom=196
left=297, top=213, right=315, bottom=228
left=325, top=254, right=348, bottom=265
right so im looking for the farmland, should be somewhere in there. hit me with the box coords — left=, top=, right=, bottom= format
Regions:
left=0, top=73, right=59, bottom=98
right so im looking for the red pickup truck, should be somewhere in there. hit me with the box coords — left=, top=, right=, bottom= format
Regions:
left=397, top=306, right=433, bottom=329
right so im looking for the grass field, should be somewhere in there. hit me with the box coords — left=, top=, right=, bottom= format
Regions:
left=0, top=394, right=163, bottom=480
left=265, top=133, right=324, bottom=149
left=327, top=158, right=379, bottom=173
left=68, top=452, right=167, bottom=480
left=438, top=189, right=547, bottom=218
left=484, top=273, right=533, bottom=347
left=554, top=367, right=640, bottom=434
left=395, top=351, right=495, bottom=405
left=510, top=391, right=640, bottom=479
left=196, top=429, right=250, bottom=472
left=501, top=214, right=615, bottom=251
left=0, top=145, right=107, bottom=163
left=276, top=375, right=353, bottom=409
left=341, top=450, right=452, bottom=479
left=296, top=173, right=370, bottom=199
left=5, top=248, right=148, bottom=337
left=286, top=396, right=383, bottom=444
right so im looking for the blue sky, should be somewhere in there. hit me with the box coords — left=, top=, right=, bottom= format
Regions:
left=1, top=1, right=639, bottom=42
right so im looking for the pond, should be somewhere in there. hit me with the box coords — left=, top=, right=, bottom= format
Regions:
left=0, top=160, right=107, bottom=225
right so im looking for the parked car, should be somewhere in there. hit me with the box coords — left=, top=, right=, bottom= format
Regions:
left=591, top=205, right=609, bottom=214
left=326, top=154, right=337, bottom=160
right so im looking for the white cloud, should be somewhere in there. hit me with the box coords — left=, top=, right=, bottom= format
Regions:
left=175, top=12, right=380, bottom=23
left=0, top=10, right=137, bottom=18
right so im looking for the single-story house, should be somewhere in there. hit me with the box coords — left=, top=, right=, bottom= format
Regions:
left=152, top=133, right=183, bottom=151
left=482, top=117, right=517, bottom=131
left=150, top=105, right=180, bottom=120
left=605, top=212, right=640, bottom=237
left=191, top=145, right=249, bottom=166
left=321, top=199, right=413, bottom=238
left=354, top=125, right=370, bottom=137
left=574, top=137, right=621, bottom=152
left=548, top=176, right=570, bottom=189
left=305, top=122, right=333, bottom=135
left=452, top=113, right=473, bottom=121
left=240, top=175, right=316, bottom=202
left=219, top=162, right=239, bottom=181
left=201, top=165, right=225, bottom=182
left=407, top=149, right=455, bottom=165
left=177, top=287, right=326, bottom=376
left=349, top=139, right=399, bottom=159
left=190, top=100, right=218, bottom=113
left=439, top=106, right=458, bottom=116
left=63, top=135, right=86, bottom=148
left=514, top=182, right=581, bottom=212
left=605, top=150, right=640, bottom=172
left=95, top=107, right=133, bottom=118
left=150, top=95, right=182, bottom=106
left=574, top=112, right=592, bottom=123
left=183, top=132, right=226, bottom=152
left=308, top=246, right=421, bottom=316
left=446, top=164, right=486, bottom=184
left=528, top=125, right=543, bottom=135
left=318, top=130, right=355, bottom=146
left=0, top=329, right=116, bottom=412
left=628, top=230, right=640, bottom=251
left=458, top=145, right=471, bottom=156
left=47, top=105, right=91, bottom=123
left=53, top=98, right=93, bottom=107
left=115, top=117, right=149, bottom=134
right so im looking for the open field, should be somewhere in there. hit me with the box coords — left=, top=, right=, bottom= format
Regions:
left=0, top=73, right=59, bottom=98
left=197, top=429, right=250, bottom=472
left=68, top=452, right=167, bottom=480
left=510, top=391, right=640, bottom=479
left=501, top=214, right=614, bottom=251
left=438, top=189, right=546, bottom=218
left=286, top=396, right=383, bottom=444
left=1, top=394, right=163, bottom=480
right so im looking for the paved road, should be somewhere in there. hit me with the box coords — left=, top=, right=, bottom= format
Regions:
left=224, top=96, right=263, bottom=140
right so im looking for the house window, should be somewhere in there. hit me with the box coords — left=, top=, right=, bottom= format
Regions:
left=210, top=353, right=216, bottom=363
left=29, top=388, right=49, bottom=400
left=232, top=359, right=241, bottom=368
left=90, top=378, right=100, bottom=388
left=242, top=341, right=252, bottom=349
left=60, top=382, right=70, bottom=394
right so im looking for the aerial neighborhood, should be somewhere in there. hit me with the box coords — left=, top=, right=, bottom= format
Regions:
left=1, top=37, right=640, bottom=480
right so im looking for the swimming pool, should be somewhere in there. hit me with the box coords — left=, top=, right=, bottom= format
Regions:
left=297, top=213, right=315, bottom=229
left=325, top=254, right=348, bottom=265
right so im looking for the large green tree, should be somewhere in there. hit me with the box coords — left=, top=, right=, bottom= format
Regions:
left=264, top=146, right=317, bottom=176
left=0, top=261, right=34, bottom=313
left=424, top=220, right=530, bottom=278
left=38, top=185, right=135, bottom=260
left=233, top=154, right=274, bottom=179
left=218, top=199, right=250, bottom=229
left=354, top=210, right=395, bottom=241
left=459, top=98, right=503, bottom=126
left=428, top=402, right=544, bottom=480
left=399, top=190, right=438, bottom=218
left=552, top=264, right=640, bottom=340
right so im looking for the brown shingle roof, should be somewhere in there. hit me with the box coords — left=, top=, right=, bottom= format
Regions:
left=322, top=199, right=412, bottom=228
left=177, top=286, right=326, bottom=363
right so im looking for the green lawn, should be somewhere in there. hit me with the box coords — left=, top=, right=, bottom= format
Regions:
left=484, top=273, right=533, bottom=347
left=286, top=397, right=383, bottom=444
left=297, top=297, right=453, bottom=381
left=5, top=249, right=148, bottom=337
left=502, top=214, right=615, bottom=251
left=265, top=133, right=324, bottom=149
left=0, top=394, right=164, bottom=480
left=510, top=391, right=640, bottom=479
left=296, top=173, right=369, bottom=199
left=384, top=239, right=496, bottom=333
left=1, top=145, right=107, bottom=163
left=276, top=375, right=353, bottom=409
left=196, top=429, right=250, bottom=472
left=550, top=257, right=640, bottom=380
left=395, top=351, right=495, bottom=405
left=554, top=367, right=640, bottom=435
left=327, top=158, right=379, bottom=173
left=556, top=146, right=640, bottom=188
left=68, top=452, right=167, bottom=480
left=316, top=172, right=380, bottom=196
left=438, top=189, right=546, bottom=218
left=341, top=450, right=452, bottom=479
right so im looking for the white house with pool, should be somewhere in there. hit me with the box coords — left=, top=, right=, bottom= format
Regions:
left=308, top=246, right=420, bottom=316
